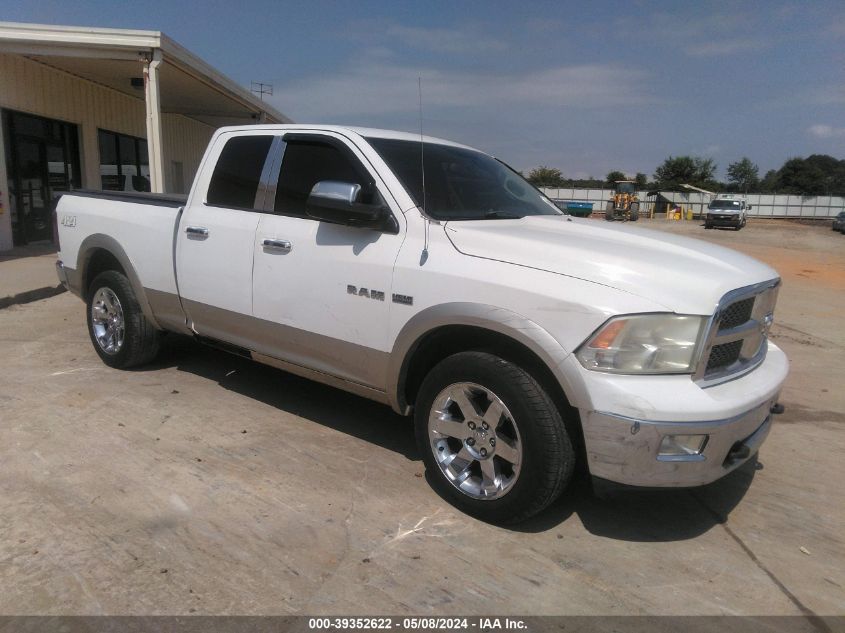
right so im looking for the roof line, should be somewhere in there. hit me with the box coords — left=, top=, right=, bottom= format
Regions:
left=0, top=20, right=291, bottom=124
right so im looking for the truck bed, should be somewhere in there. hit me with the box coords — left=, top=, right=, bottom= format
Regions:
left=56, top=190, right=186, bottom=328
left=64, top=189, right=188, bottom=208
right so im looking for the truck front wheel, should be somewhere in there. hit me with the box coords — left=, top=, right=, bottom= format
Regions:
left=414, top=351, right=575, bottom=524
left=86, top=271, right=160, bottom=369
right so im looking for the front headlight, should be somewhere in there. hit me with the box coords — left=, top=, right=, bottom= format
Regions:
left=576, top=314, right=706, bottom=374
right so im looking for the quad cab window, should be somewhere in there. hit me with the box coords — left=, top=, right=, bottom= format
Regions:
left=206, top=135, right=274, bottom=210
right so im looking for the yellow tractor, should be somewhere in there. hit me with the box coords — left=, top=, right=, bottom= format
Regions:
left=605, top=180, right=640, bottom=221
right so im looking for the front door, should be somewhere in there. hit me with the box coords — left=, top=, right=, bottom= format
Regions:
left=2, top=110, right=81, bottom=245
left=251, top=133, right=405, bottom=389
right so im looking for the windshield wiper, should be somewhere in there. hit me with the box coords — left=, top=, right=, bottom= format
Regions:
left=445, top=211, right=526, bottom=221
left=482, top=210, right=524, bottom=219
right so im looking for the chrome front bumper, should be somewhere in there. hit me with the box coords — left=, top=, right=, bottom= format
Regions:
left=583, top=395, right=778, bottom=487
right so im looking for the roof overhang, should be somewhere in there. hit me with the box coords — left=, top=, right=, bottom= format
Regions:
left=0, top=21, right=292, bottom=127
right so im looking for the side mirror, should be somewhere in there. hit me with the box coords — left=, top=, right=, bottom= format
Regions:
left=306, top=180, right=397, bottom=232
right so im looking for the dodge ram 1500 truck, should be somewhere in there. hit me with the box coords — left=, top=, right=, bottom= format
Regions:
left=55, top=125, right=788, bottom=523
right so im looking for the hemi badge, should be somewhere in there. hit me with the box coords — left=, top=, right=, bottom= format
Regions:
left=392, top=293, right=413, bottom=306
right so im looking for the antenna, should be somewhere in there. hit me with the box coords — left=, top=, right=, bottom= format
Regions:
left=419, top=77, right=430, bottom=260
left=250, top=82, right=273, bottom=101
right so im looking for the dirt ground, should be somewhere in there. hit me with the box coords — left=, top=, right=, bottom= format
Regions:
left=0, top=218, right=843, bottom=617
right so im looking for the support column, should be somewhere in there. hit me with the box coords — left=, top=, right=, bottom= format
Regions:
left=143, top=49, right=165, bottom=193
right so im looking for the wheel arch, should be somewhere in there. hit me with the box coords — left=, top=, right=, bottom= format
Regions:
left=76, top=234, right=160, bottom=329
left=389, top=303, right=584, bottom=457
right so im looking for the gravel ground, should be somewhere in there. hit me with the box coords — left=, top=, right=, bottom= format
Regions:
left=0, top=218, right=842, bottom=617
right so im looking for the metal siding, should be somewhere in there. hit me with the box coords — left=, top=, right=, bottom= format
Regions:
left=161, top=113, right=214, bottom=194
left=0, top=53, right=146, bottom=190
left=0, top=53, right=214, bottom=199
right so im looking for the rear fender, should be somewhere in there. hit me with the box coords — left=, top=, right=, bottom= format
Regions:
left=76, top=234, right=161, bottom=330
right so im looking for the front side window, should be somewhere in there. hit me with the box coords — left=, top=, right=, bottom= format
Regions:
left=274, top=140, right=374, bottom=217
left=366, top=137, right=560, bottom=221
left=206, top=135, right=273, bottom=209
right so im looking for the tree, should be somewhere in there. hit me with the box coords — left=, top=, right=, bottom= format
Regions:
left=653, top=155, right=718, bottom=190
left=526, top=166, right=565, bottom=187
left=605, top=171, right=626, bottom=186
left=760, top=169, right=779, bottom=192
left=635, top=173, right=648, bottom=189
left=726, top=157, right=759, bottom=192
left=774, top=155, right=845, bottom=195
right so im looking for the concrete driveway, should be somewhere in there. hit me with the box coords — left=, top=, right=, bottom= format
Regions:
left=0, top=220, right=843, bottom=617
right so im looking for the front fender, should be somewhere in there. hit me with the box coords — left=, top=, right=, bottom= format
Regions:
left=388, top=302, right=579, bottom=414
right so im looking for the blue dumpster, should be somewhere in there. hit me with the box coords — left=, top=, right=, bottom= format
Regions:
left=562, top=201, right=594, bottom=217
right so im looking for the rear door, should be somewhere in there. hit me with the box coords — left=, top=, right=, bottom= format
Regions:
left=176, top=131, right=277, bottom=345
left=250, top=133, right=405, bottom=388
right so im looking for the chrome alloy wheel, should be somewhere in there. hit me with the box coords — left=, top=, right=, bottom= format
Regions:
left=428, top=382, right=523, bottom=500
left=90, top=287, right=125, bottom=355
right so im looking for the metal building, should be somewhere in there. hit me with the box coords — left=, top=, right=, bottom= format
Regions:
left=0, top=21, right=291, bottom=251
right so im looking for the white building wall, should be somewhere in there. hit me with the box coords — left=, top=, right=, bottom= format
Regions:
left=0, top=53, right=215, bottom=249
left=161, top=113, right=214, bottom=194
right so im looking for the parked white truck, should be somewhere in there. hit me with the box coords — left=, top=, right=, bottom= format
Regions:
left=55, top=125, right=788, bottom=523
left=705, top=193, right=750, bottom=230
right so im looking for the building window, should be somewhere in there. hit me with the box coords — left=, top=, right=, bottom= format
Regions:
left=98, top=129, right=150, bottom=192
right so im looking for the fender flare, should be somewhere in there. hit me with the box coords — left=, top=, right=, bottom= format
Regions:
left=76, top=233, right=161, bottom=330
left=388, top=302, right=579, bottom=414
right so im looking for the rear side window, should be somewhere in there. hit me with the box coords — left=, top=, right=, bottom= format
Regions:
left=206, top=135, right=273, bottom=209
left=275, top=140, right=373, bottom=217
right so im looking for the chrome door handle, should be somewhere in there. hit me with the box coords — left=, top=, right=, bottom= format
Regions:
left=186, top=226, right=209, bottom=236
left=262, top=238, right=291, bottom=252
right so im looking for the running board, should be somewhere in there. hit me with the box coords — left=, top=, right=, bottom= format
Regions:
left=194, top=335, right=251, bottom=359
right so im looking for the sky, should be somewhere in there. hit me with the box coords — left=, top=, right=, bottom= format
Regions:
left=2, top=0, right=844, bottom=180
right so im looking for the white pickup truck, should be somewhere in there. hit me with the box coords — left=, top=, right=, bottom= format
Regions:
left=55, top=125, right=788, bottom=523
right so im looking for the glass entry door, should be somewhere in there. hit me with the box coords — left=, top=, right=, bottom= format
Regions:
left=2, top=110, right=81, bottom=245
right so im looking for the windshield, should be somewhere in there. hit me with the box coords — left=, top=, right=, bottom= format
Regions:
left=365, top=137, right=561, bottom=220
left=616, top=182, right=635, bottom=193
left=709, top=200, right=742, bottom=209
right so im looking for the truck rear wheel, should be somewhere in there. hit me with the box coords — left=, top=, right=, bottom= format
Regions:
left=414, top=351, right=575, bottom=524
left=629, top=202, right=640, bottom=221
left=605, top=201, right=614, bottom=220
left=86, top=271, right=160, bottom=369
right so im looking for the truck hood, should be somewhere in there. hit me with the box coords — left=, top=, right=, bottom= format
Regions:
left=444, top=215, right=778, bottom=315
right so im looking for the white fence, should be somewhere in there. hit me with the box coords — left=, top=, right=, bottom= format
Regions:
left=540, top=188, right=844, bottom=218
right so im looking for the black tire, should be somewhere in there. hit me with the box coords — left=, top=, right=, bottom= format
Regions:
left=705, top=223, right=713, bottom=229
left=414, top=351, right=575, bottom=524
left=605, top=201, right=614, bottom=221
left=86, top=270, right=160, bottom=369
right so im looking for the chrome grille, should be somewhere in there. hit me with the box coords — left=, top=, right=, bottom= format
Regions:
left=719, top=297, right=754, bottom=329
left=706, top=340, right=743, bottom=372
left=695, top=279, right=780, bottom=386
